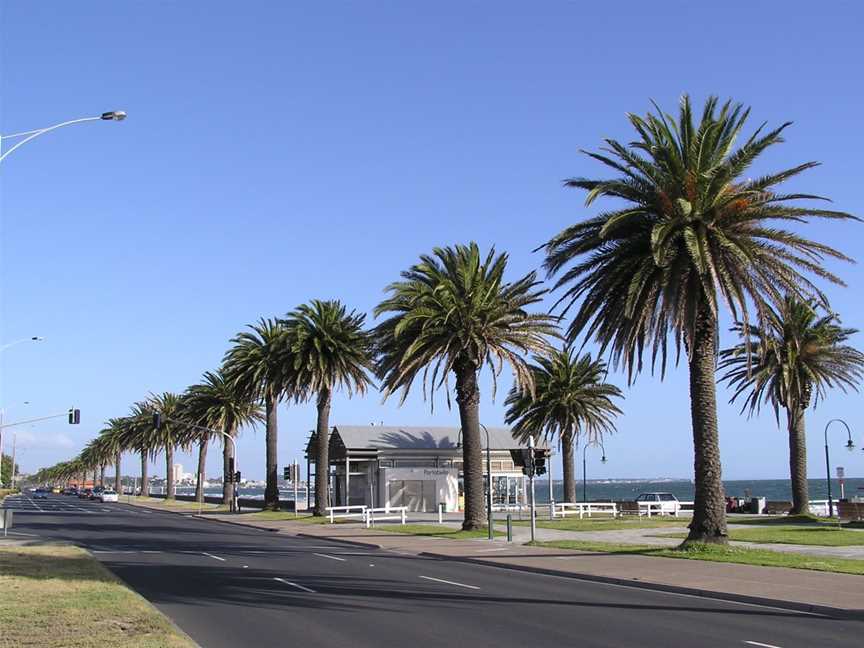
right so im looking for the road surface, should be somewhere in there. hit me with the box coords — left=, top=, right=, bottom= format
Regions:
left=3, top=493, right=860, bottom=648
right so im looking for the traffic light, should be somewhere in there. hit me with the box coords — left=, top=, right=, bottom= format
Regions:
left=68, top=408, right=81, bottom=425
left=233, top=471, right=241, bottom=484
left=283, top=466, right=290, bottom=480
left=152, top=412, right=162, bottom=429
left=522, top=448, right=535, bottom=477
left=533, top=448, right=549, bottom=477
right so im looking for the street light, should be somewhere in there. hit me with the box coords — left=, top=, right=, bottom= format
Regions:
left=456, top=424, right=494, bottom=540
left=0, top=111, right=127, bottom=164
left=582, top=440, right=607, bottom=503
left=824, top=419, right=854, bottom=517
left=0, top=336, right=43, bottom=352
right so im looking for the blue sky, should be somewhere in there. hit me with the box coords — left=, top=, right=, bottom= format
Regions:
left=2, top=2, right=863, bottom=482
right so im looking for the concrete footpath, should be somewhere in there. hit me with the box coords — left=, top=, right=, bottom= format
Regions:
left=195, top=512, right=864, bottom=618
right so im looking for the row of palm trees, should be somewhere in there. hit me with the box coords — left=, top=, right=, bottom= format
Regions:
left=37, top=95, right=860, bottom=544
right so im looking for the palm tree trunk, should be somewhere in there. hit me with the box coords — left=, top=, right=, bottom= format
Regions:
left=222, top=426, right=235, bottom=508
left=263, top=389, right=280, bottom=511
left=165, top=444, right=175, bottom=500
left=140, top=451, right=149, bottom=497
left=99, top=463, right=106, bottom=488
left=313, top=387, right=332, bottom=516
left=195, top=437, right=208, bottom=503
left=562, top=430, right=577, bottom=503
left=115, top=451, right=122, bottom=491
left=684, top=307, right=728, bottom=545
left=787, top=406, right=809, bottom=515
left=455, top=359, right=485, bottom=531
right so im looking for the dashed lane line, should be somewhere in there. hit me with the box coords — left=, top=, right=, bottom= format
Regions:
left=202, top=552, right=226, bottom=562
left=419, top=575, right=480, bottom=590
left=313, top=553, right=346, bottom=562
left=273, top=577, right=316, bottom=593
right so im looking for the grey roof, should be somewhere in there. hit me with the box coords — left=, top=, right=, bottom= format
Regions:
left=330, top=425, right=542, bottom=451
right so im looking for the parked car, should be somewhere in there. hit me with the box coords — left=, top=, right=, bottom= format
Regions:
left=635, top=492, right=681, bottom=515
left=51, top=487, right=62, bottom=494
left=89, top=488, right=103, bottom=501
left=79, top=488, right=93, bottom=499
left=33, top=487, right=49, bottom=499
left=97, top=490, right=119, bottom=503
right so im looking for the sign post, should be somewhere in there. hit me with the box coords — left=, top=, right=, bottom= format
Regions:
left=294, top=462, right=300, bottom=517
left=837, top=466, right=846, bottom=500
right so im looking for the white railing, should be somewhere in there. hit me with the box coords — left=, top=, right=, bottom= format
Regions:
left=364, top=506, right=407, bottom=528
left=552, top=502, right=618, bottom=519
left=326, top=505, right=367, bottom=523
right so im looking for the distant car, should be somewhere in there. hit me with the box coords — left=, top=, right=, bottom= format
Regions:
left=79, top=488, right=93, bottom=499
left=62, top=487, right=76, bottom=496
left=33, top=488, right=49, bottom=500
left=51, top=487, right=61, bottom=494
left=97, top=490, right=119, bottom=503
left=635, top=492, right=681, bottom=515
left=89, top=488, right=103, bottom=501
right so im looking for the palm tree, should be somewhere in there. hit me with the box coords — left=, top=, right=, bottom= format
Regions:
left=541, top=96, right=856, bottom=544
left=375, top=242, right=557, bottom=530
left=505, top=348, right=623, bottom=503
left=720, top=296, right=864, bottom=514
left=283, top=300, right=375, bottom=516
left=144, top=392, right=187, bottom=500
left=122, top=402, right=153, bottom=496
left=183, top=368, right=264, bottom=505
left=223, top=318, right=295, bottom=511
left=100, top=418, right=127, bottom=492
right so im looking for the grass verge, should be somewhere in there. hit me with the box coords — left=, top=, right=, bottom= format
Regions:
left=512, top=515, right=689, bottom=532
left=0, top=545, right=196, bottom=648
left=535, top=539, right=864, bottom=576
left=377, top=523, right=503, bottom=539
left=243, top=511, right=345, bottom=524
left=127, top=496, right=229, bottom=513
left=653, top=526, right=864, bottom=547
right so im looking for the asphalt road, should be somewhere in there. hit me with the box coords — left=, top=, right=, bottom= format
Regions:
left=3, top=493, right=861, bottom=648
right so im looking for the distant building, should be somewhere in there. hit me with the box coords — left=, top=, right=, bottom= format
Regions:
left=305, top=425, right=546, bottom=512
left=172, top=463, right=183, bottom=483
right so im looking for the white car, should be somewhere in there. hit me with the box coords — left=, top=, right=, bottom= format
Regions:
left=98, top=489, right=119, bottom=503
left=635, top=492, right=681, bottom=515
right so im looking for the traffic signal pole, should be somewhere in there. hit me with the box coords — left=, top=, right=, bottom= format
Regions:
left=528, top=436, right=536, bottom=544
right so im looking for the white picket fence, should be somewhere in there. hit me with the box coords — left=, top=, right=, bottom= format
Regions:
left=325, top=505, right=367, bottom=523
left=551, top=502, right=618, bottom=519
left=364, top=507, right=407, bottom=528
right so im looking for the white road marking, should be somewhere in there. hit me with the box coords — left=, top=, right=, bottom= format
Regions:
left=744, top=642, right=784, bottom=648
left=202, top=552, right=226, bottom=562
left=141, top=550, right=163, bottom=554
left=242, top=565, right=249, bottom=569
left=273, top=577, right=316, bottom=593
left=313, top=553, right=346, bottom=562
left=8, top=531, right=39, bottom=537
left=475, top=547, right=508, bottom=553
left=419, top=575, right=480, bottom=590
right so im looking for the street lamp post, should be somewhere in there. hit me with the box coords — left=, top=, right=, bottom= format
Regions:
left=0, top=112, right=126, bottom=164
left=456, top=424, right=494, bottom=540
left=582, top=440, right=607, bottom=503
left=824, top=419, right=855, bottom=517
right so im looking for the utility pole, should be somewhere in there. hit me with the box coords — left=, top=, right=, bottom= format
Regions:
left=528, top=436, right=536, bottom=544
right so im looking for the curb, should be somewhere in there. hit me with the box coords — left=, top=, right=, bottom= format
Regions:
left=418, top=551, right=864, bottom=621
left=190, top=514, right=281, bottom=533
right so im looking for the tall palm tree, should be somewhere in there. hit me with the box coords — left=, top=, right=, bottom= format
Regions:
left=505, top=348, right=623, bottom=503
left=720, top=296, right=864, bottom=514
left=144, top=392, right=187, bottom=500
left=542, top=95, right=856, bottom=543
left=100, top=418, right=127, bottom=491
left=122, top=402, right=153, bottom=496
left=283, top=299, right=375, bottom=516
left=183, top=368, right=264, bottom=505
left=223, top=318, right=295, bottom=511
left=375, top=242, right=557, bottom=530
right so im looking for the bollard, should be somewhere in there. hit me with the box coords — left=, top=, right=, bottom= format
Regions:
left=438, top=502, right=444, bottom=525
left=506, top=513, right=513, bottom=542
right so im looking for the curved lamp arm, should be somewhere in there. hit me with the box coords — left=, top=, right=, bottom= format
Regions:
left=0, top=112, right=126, bottom=164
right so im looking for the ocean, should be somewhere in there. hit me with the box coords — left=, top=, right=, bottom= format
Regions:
left=170, top=477, right=864, bottom=503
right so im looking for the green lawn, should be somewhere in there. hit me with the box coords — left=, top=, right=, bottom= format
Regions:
left=729, top=514, right=834, bottom=526
left=511, top=515, right=689, bottom=532
left=243, top=511, right=343, bottom=523
left=535, top=539, right=864, bottom=576
left=655, top=526, right=864, bottom=547
left=127, top=496, right=229, bottom=512
left=378, top=523, right=503, bottom=539
left=0, top=545, right=196, bottom=647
